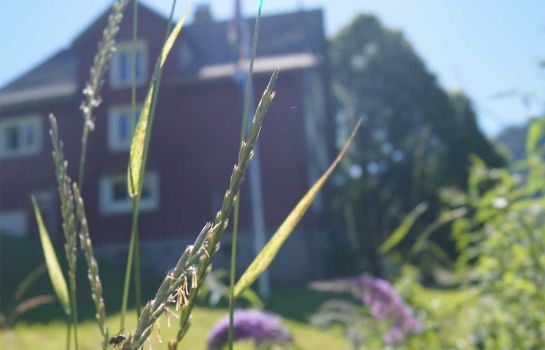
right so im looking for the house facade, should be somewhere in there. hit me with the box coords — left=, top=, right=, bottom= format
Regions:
left=0, top=3, right=333, bottom=280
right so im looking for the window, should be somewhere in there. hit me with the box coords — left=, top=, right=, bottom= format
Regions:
left=108, top=104, right=142, bottom=151
left=179, top=42, right=195, bottom=71
left=110, top=41, right=148, bottom=88
left=0, top=115, right=42, bottom=159
left=0, top=210, right=28, bottom=236
left=99, top=172, right=159, bottom=215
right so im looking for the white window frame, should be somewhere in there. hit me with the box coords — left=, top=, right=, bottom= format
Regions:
left=99, top=172, right=159, bottom=215
left=108, top=104, right=143, bottom=151
left=0, top=114, right=42, bottom=159
left=109, top=40, right=148, bottom=89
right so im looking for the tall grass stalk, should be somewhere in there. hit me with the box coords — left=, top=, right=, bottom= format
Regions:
left=78, top=0, right=128, bottom=189
left=228, top=2, right=264, bottom=349
left=73, top=184, right=109, bottom=349
left=120, top=0, right=180, bottom=330
left=113, top=70, right=280, bottom=350
left=174, top=70, right=277, bottom=349
left=129, top=0, right=142, bottom=318
left=50, top=114, right=80, bottom=350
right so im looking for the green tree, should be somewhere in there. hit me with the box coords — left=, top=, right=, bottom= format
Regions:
left=326, top=14, right=504, bottom=276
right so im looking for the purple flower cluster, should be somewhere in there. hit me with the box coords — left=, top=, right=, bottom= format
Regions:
left=312, top=275, right=423, bottom=344
left=207, top=309, right=292, bottom=349
left=359, top=276, right=423, bottom=343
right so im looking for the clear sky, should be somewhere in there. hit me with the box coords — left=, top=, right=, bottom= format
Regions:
left=1, top=0, right=543, bottom=135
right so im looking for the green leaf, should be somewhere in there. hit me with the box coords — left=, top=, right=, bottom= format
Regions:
left=411, top=207, right=467, bottom=255
left=526, top=117, right=545, bottom=155
left=128, top=8, right=189, bottom=197
left=31, top=196, right=70, bottom=315
left=380, top=202, right=428, bottom=254
left=234, top=120, right=362, bottom=298
left=13, top=264, right=47, bottom=303
left=240, top=288, right=263, bottom=309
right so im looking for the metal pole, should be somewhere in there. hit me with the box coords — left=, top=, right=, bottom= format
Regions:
left=232, top=0, right=270, bottom=298
left=244, top=87, right=270, bottom=299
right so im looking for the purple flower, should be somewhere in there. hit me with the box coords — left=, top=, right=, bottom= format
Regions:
left=311, top=275, right=423, bottom=344
left=207, top=309, right=292, bottom=349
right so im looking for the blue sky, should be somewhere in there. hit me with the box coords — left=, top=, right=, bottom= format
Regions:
left=1, top=0, right=543, bottom=135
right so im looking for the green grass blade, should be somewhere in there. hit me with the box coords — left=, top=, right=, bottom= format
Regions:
left=127, top=6, right=189, bottom=197
left=411, top=207, right=467, bottom=256
left=120, top=1, right=187, bottom=329
left=130, top=0, right=142, bottom=318
left=379, top=202, right=428, bottom=254
left=13, top=264, right=47, bottom=303
left=240, top=288, right=264, bottom=309
left=526, top=117, right=545, bottom=155
left=234, top=120, right=362, bottom=298
left=7, top=294, right=56, bottom=327
left=31, top=196, right=70, bottom=315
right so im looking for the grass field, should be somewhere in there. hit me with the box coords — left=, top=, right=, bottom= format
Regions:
left=0, top=235, right=349, bottom=349
left=1, top=306, right=348, bottom=349
left=1, top=287, right=474, bottom=349
left=0, top=235, right=473, bottom=349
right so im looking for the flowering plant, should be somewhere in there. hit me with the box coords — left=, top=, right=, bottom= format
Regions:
left=207, top=310, right=292, bottom=350
left=311, top=275, right=422, bottom=348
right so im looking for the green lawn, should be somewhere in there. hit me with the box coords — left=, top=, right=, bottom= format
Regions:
left=1, top=286, right=474, bottom=350
left=0, top=235, right=348, bottom=349
left=0, top=234, right=473, bottom=349
left=1, top=306, right=348, bottom=349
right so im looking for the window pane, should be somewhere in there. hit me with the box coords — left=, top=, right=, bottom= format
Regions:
left=134, top=108, right=141, bottom=125
left=23, top=124, right=37, bottom=147
left=118, top=113, right=131, bottom=142
left=118, top=52, right=128, bottom=83
left=180, top=43, right=194, bottom=68
left=112, top=180, right=128, bottom=202
left=135, top=49, right=142, bottom=81
left=5, top=126, right=19, bottom=150
left=141, top=181, right=151, bottom=199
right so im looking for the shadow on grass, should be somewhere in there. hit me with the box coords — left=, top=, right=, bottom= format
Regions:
left=266, top=284, right=348, bottom=323
left=0, top=234, right=162, bottom=324
left=1, top=234, right=342, bottom=326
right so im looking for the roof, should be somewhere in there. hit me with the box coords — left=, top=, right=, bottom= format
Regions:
left=0, top=49, right=78, bottom=106
left=0, top=3, right=325, bottom=107
left=184, top=9, right=325, bottom=66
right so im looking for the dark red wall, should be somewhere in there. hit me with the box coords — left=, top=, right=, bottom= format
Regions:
left=1, top=7, right=319, bottom=245
left=77, top=71, right=310, bottom=243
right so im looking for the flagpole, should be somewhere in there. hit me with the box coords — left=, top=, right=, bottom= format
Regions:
left=244, top=87, right=270, bottom=299
left=231, top=0, right=270, bottom=299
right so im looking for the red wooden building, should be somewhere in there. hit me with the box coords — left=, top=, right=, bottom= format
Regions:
left=0, top=3, right=333, bottom=280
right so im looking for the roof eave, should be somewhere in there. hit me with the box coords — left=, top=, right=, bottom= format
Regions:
left=170, top=52, right=322, bottom=86
left=0, top=84, right=78, bottom=109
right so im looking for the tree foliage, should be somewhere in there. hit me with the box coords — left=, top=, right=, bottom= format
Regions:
left=326, top=14, right=505, bottom=276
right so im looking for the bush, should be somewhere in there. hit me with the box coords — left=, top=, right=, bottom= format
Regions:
left=447, top=117, right=545, bottom=349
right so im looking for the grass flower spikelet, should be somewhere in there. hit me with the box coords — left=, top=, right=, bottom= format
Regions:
left=73, top=184, right=109, bottom=349
left=123, top=69, right=278, bottom=350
